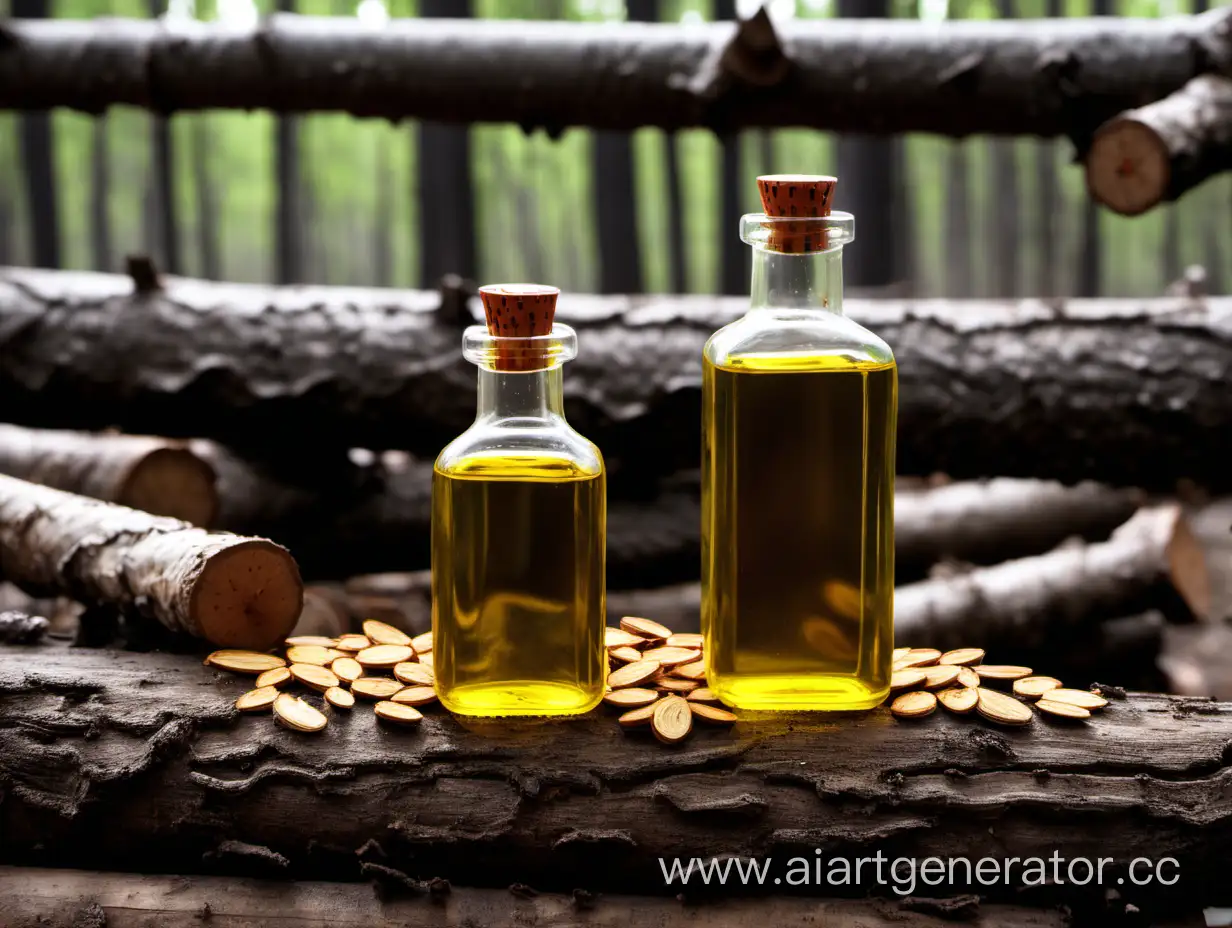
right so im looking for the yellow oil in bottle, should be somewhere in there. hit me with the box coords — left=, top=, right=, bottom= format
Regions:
left=432, top=452, right=606, bottom=717
left=702, top=353, right=897, bottom=710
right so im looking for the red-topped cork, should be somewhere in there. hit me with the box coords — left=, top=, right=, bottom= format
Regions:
left=478, top=283, right=560, bottom=371
left=756, top=174, right=837, bottom=254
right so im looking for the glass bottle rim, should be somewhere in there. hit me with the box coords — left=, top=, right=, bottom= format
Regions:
left=462, top=323, right=578, bottom=372
left=739, top=210, right=855, bottom=251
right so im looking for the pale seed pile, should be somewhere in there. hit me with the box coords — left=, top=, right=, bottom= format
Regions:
left=205, top=620, right=438, bottom=732
left=888, top=647, right=1110, bottom=725
left=604, top=616, right=735, bottom=744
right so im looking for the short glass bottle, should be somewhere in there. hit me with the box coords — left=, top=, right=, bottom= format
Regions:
left=432, top=285, right=606, bottom=717
left=701, top=175, right=898, bottom=711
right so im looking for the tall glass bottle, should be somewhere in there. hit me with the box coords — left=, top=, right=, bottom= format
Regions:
left=432, top=284, right=606, bottom=717
left=701, top=175, right=898, bottom=711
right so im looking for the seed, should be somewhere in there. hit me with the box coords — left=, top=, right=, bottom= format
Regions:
left=285, top=645, right=336, bottom=666
left=923, top=665, right=961, bottom=690
left=1013, top=676, right=1063, bottom=699
left=609, top=646, right=643, bottom=664
left=666, top=633, right=704, bottom=649
left=411, top=631, right=433, bottom=654
left=391, top=686, right=438, bottom=707
left=651, top=695, right=692, bottom=744
left=235, top=686, right=279, bottom=712
left=605, top=627, right=645, bottom=649
left=285, top=636, right=338, bottom=648
left=673, top=660, right=707, bottom=681
left=362, top=619, right=412, bottom=648
left=374, top=701, right=423, bottom=726
left=641, top=646, right=700, bottom=668
left=332, top=657, right=364, bottom=684
left=603, top=687, right=659, bottom=708
left=890, top=691, right=937, bottom=719
left=290, top=663, right=340, bottom=692
left=256, top=667, right=292, bottom=689
left=1036, top=699, right=1091, bottom=719
left=356, top=645, right=415, bottom=669
left=334, top=634, right=372, bottom=652
left=938, top=648, right=985, bottom=666
left=607, top=659, right=661, bottom=689
left=686, top=687, right=719, bottom=703
left=937, top=687, right=978, bottom=714
left=975, top=665, right=1034, bottom=682
left=393, top=662, right=434, bottom=686
left=273, top=693, right=327, bottom=732
left=351, top=677, right=404, bottom=700
left=418, top=653, right=435, bottom=671
left=655, top=675, right=699, bottom=693
left=894, top=648, right=942, bottom=669
left=205, top=651, right=286, bottom=674
left=618, top=702, right=659, bottom=728
left=890, top=668, right=927, bottom=691
left=620, top=616, right=672, bottom=641
left=325, top=686, right=355, bottom=709
left=957, top=667, right=981, bottom=688
left=975, top=688, right=1033, bottom=726
left=1043, top=688, right=1108, bottom=710
left=689, top=703, right=736, bottom=725
left=892, top=647, right=911, bottom=661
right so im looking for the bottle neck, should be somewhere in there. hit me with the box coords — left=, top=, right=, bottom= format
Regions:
left=749, top=245, right=844, bottom=315
left=476, top=365, right=566, bottom=422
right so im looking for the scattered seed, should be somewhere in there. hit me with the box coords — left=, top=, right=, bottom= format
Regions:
left=1036, top=699, right=1090, bottom=720
left=334, top=634, right=372, bottom=652
left=393, top=662, right=434, bottom=686
left=605, top=627, right=646, bottom=649
left=1043, top=688, right=1108, bottom=711
left=607, top=659, right=661, bottom=689
left=892, top=647, right=911, bottom=661
left=356, top=645, right=415, bottom=669
left=673, top=660, right=707, bottom=681
left=603, top=687, right=659, bottom=708
left=374, top=701, right=423, bottom=726
left=923, top=665, right=961, bottom=690
left=1014, top=676, right=1063, bottom=699
left=332, top=657, right=364, bottom=684
left=937, top=687, right=978, bottom=714
left=608, top=646, right=643, bottom=664
left=666, top=634, right=704, bottom=649
left=235, top=686, right=279, bottom=712
left=256, top=667, right=292, bottom=689
left=273, top=693, right=327, bottom=732
left=890, top=668, right=927, bottom=691
left=618, top=702, right=659, bottom=728
left=351, top=677, right=404, bottom=700
left=890, top=691, right=937, bottom=719
left=689, top=703, right=736, bottom=725
left=652, top=695, right=692, bottom=744
left=325, top=686, right=355, bottom=709
left=939, top=648, right=985, bottom=667
left=285, top=636, right=338, bottom=648
left=285, top=645, right=336, bottom=666
left=957, top=667, right=981, bottom=688
left=290, top=663, right=340, bottom=692
left=620, top=616, right=672, bottom=641
left=363, top=619, right=412, bottom=648
left=391, top=686, right=438, bottom=707
left=975, top=665, right=1033, bottom=682
left=641, top=646, right=700, bottom=668
left=411, top=632, right=433, bottom=654
left=655, top=675, right=699, bottom=693
left=975, top=688, right=1033, bottom=726
left=418, top=653, right=435, bottom=671
left=686, top=687, right=720, bottom=703
left=206, top=651, right=286, bottom=674
left=895, top=648, right=942, bottom=669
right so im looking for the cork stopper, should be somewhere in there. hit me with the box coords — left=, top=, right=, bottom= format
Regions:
left=478, top=283, right=560, bottom=372
left=756, top=174, right=837, bottom=254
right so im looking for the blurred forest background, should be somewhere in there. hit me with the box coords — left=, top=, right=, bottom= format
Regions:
left=0, top=0, right=1228, bottom=298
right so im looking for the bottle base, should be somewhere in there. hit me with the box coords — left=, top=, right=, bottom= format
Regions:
left=711, top=673, right=889, bottom=712
left=438, top=680, right=603, bottom=718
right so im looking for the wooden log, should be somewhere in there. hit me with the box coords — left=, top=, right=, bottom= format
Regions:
left=0, top=423, right=218, bottom=525
left=3, top=10, right=1232, bottom=148
left=0, top=867, right=1073, bottom=928
left=3, top=269, right=1232, bottom=491
left=0, top=474, right=303, bottom=649
left=0, top=644, right=1229, bottom=911
left=1087, top=74, right=1232, bottom=216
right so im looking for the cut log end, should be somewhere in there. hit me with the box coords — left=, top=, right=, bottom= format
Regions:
left=118, top=446, right=218, bottom=526
left=191, top=540, right=303, bottom=650
left=1085, top=119, right=1170, bottom=216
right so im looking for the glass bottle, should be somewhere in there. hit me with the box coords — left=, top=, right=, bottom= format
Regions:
left=432, top=284, right=606, bottom=717
left=701, top=175, right=898, bottom=711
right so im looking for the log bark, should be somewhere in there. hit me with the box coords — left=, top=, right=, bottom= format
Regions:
left=1086, top=74, right=1232, bottom=217
left=3, top=12, right=1232, bottom=148
left=4, top=268, right=1232, bottom=491
left=0, top=868, right=1073, bottom=928
left=0, top=474, right=302, bottom=649
left=1, top=644, right=1229, bottom=911
left=0, top=424, right=219, bottom=525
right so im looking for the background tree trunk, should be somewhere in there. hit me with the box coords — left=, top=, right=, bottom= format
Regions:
left=12, top=0, right=59, bottom=269
left=1078, top=0, right=1113, bottom=297
left=273, top=0, right=304, bottom=284
left=89, top=118, right=112, bottom=272
left=372, top=139, right=393, bottom=287
left=715, top=0, right=744, bottom=297
left=145, top=0, right=179, bottom=274
left=989, top=0, right=1021, bottom=297
left=1033, top=0, right=1061, bottom=297
left=191, top=118, right=220, bottom=280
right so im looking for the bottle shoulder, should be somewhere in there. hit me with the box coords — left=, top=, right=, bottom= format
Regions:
left=704, top=311, right=895, bottom=370
left=435, top=421, right=603, bottom=480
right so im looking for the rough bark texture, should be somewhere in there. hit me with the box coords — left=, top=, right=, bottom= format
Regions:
left=0, top=474, right=302, bottom=649
left=0, top=424, right=219, bottom=525
left=0, top=644, right=1229, bottom=912
left=1086, top=74, right=1232, bottom=216
left=4, top=268, right=1232, bottom=491
left=895, top=505, right=1210, bottom=650
left=3, top=11, right=1232, bottom=148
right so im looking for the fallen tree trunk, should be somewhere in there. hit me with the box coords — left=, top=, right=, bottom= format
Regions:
left=1087, top=74, right=1232, bottom=216
left=3, top=269, right=1232, bottom=491
left=2, top=9, right=1232, bottom=149
left=0, top=645, right=1229, bottom=912
left=0, top=474, right=303, bottom=649
left=0, top=423, right=218, bottom=525
left=0, top=867, right=1076, bottom=928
